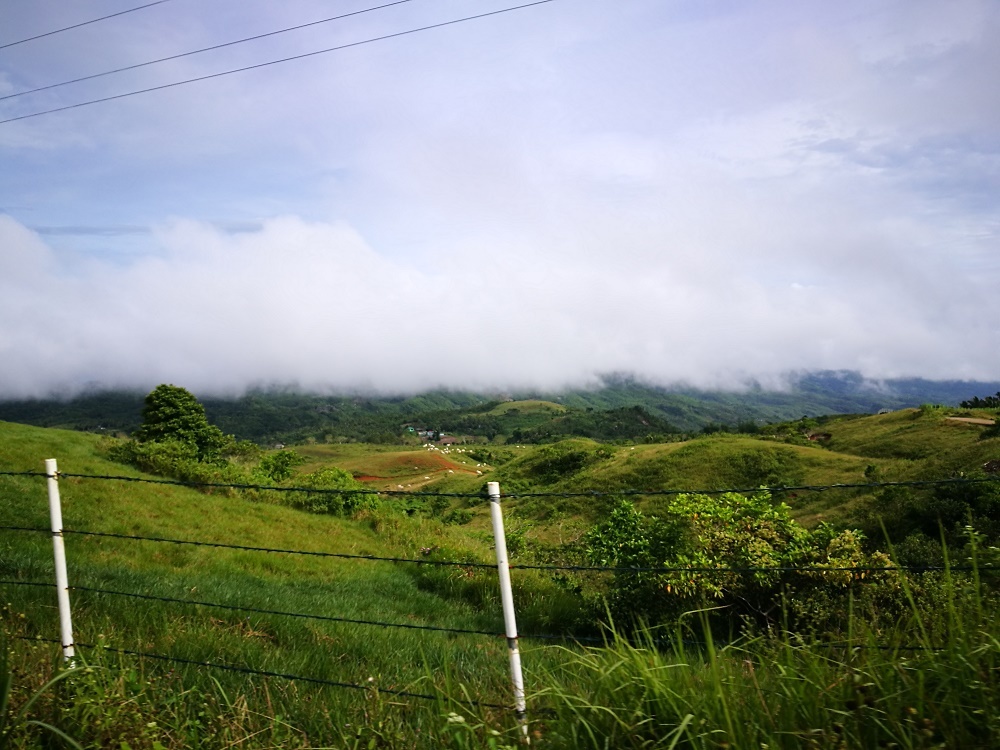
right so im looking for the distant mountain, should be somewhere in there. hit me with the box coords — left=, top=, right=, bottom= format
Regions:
left=529, top=371, right=1000, bottom=432
left=1, top=371, right=997, bottom=443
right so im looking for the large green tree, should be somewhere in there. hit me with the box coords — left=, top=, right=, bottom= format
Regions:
left=135, top=384, right=228, bottom=462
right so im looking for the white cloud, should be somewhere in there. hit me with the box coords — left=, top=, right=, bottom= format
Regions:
left=1, top=0, right=998, bottom=398
left=2, top=208, right=998, bottom=399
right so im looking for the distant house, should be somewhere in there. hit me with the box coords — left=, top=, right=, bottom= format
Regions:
left=439, top=436, right=460, bottom=445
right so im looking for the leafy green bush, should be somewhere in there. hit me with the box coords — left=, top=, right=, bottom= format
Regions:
left=583, top=492, right=898, bottom=631
left=443, top=509, right=474, bottom=525
left=855, top=472, right=1000, bottom=551
left=106, top=439, right=247, bottom=490
left=254, top=449, right=306, bottom=482
left=285, top=467, right=376, bottom=516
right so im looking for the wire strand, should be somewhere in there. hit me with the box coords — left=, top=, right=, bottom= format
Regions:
left=0, top=579, right=55, bottom=589
left=23, top=636, right=512, bottom=709
left=72, top=585, right=503, bottom=638
left=58, top=526, right=997, bottom=575
left=0, top=0, right=559, bottom=125
left=0, top=525, right=50, bottom=534
left=56, top=471, right=484, bottom=498
left=503, top=476, right=1000, bottom=499
left=1, top=0, right=418, bottom=102
left=35, top=470, right=1000, bottom=501
left=510, top=562, right=998, bottom=574
left=0, top=1, right=174, bottom=50
left=62, top=527, right=497, bottom=569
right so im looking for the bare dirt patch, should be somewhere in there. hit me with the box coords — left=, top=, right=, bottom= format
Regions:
left=946, top=417, right=996, bottom=426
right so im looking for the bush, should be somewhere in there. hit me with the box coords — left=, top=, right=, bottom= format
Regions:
left=583, top=492, right=899, bottom=632
left=254, top=449, right=306, bottom=482
left=285, top=467, right=376, bottom=516
left=106, top=439, right=246, bottom=491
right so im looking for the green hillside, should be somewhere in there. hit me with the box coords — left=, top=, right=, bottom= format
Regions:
left=3, top=372, right=999, bottom=445
left=0, top=421, right=560, bottom=747
left=3, top=410, right=1000, bottom=747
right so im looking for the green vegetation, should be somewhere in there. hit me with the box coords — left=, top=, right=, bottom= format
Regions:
left=961, top=391, right=1000, bottom=409
left=1, top=390, right=1000, bottom=748
left=584, top=493, right=896, bottom=632
left=4, top=372, right=999, bottom=445
left=134, top=384, right=230, bottom=462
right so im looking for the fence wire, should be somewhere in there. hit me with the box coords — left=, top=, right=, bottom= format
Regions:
left=7, top=468, right=1000, bottom=502
left=4, top=519, right=994, bottom=576
left=60, top=528, right=497, bottom=569
left=0, top=525, right=49, bottom=534
left=18, top=636, right=513, bottom=710
left=71, top=585, right=504, bottom=638
left=54, top=527, right=1000, bottom=575
left=2, top=464, right=994, bottom=707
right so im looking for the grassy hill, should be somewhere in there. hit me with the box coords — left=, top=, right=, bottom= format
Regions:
left=3, top=412, right=1000, bottom=747
left=261, top=406, right=1000, bottom=543
left=0, top=421, right=571, bottom=747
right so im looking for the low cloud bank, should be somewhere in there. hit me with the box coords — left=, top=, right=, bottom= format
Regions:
left=2, top=213, right=998, bottom=400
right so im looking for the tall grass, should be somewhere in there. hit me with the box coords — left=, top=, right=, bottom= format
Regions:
left=5, top=551, right=999, bottom=747
left=533, top=570, right=1000, bottom=749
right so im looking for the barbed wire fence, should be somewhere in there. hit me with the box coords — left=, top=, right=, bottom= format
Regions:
left=2, top=463, right=999, bottom=725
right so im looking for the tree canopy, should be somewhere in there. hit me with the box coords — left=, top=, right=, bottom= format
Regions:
left=135, top=384, right=228, bottom=462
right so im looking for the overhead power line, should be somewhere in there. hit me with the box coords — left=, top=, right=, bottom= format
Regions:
left=1, top=0, right=419, bottom=103
left=0, top=1, right=175, bottom=51
left=0, top=0, right=558, bottom=126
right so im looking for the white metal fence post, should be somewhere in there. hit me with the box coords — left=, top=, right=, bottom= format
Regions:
left=487, top=481, right=528, bottom=735
left=45, top=458, right=75, bottom=663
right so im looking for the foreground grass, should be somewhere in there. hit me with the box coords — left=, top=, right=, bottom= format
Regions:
left=4, top=573, right=1000, bottom=749
left=538, top=608, right=1000, bottom=748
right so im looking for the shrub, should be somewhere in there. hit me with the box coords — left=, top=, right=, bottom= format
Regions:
left=583, top=492, right=898, bottom=632
left=286, top=467, right=376, bottom=516
left=254, top=449, right=306, bottom=482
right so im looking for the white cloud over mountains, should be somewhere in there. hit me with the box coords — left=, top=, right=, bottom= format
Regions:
left=2, top=206, right=996, bottom=399
left=1, top=0, right=998, bottom=398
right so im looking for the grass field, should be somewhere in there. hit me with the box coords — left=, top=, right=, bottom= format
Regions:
left=0, top=422, right=574, bottom=746
left=485, top=400, right=567, bottom=417
left=2, top=410, right=1000, bottom=748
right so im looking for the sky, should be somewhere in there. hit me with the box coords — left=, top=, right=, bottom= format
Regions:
left=1, top=0, right=999, bottom=399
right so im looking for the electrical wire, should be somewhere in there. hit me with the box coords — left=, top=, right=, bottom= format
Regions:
left=1, top=0, right=419, bottom=102
left=0, top=1, right=175, bottom=51
left=0, top=0, right=559, bottom=126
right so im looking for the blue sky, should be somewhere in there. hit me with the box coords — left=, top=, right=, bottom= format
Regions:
left=1, top=0, right=998, bottom=397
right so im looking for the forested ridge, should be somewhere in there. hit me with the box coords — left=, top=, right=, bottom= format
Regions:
left=3, top=371, right=999, bottom=445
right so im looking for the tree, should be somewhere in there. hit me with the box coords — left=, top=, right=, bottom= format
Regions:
left=135, top=384, right=228, bottom=462
left=960, top=392, right=1000, bottom=409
